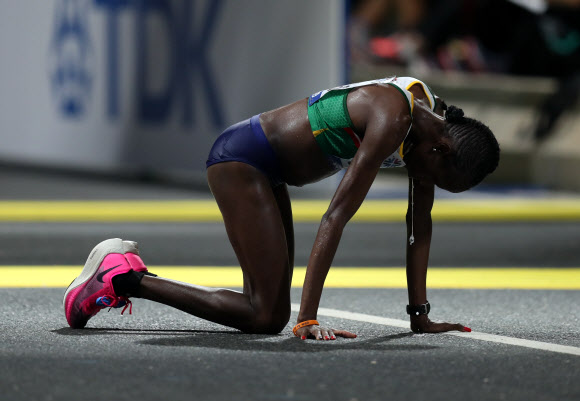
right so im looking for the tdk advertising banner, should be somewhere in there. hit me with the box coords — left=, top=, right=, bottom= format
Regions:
left=0, top=0, right=345, bottom=182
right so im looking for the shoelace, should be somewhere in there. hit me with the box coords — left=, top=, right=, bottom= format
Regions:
left=96, top=295, right=133, bottom=315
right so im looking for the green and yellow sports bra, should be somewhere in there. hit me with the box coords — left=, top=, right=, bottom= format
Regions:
left=307, top=76, right=437, bottom=169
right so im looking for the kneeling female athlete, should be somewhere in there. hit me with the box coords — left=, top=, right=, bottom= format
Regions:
left=64, top=76, right=500, bottom=340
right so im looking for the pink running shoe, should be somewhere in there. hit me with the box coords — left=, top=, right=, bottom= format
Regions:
left=63, top=238, right=148, bottom=329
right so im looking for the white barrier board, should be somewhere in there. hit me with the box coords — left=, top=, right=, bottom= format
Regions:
left=0, top=0, right=346, bottom=182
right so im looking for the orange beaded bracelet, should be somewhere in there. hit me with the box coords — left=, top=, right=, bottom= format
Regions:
left=292, top=320, right=319, bottom=336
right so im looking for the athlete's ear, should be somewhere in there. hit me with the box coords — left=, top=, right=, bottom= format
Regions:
left=433, top=97, right=447, bottom=117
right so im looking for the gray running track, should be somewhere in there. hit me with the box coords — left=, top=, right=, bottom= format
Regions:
left=1, top=287, right=579, bottom=401
left=0, top=167, right=579, bottom=401
left=1, top=221, right=579, bottom=401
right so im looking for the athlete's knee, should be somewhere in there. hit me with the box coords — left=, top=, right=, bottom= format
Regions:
left=248, top=317, right=285, bottom=334
left=246, top=306, right=291, bottom=334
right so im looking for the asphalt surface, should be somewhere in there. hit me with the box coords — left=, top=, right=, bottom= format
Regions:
left=0, top=222, right=579, bottom=267
left=1, top=288, right=578, bottom=401
left=0, top=167, right=579, bottom=401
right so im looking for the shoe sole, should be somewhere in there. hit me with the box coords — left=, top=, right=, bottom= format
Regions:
left=62, top=238, right=139, bottom=310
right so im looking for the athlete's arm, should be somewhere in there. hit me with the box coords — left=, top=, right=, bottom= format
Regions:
left=405, top=177, right=470, bottom=334
left=295, top=89, right=411, bottom=340
left=405, top=178, right=434, bottom=307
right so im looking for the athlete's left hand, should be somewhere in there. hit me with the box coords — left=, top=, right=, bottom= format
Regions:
left=410, top=314, right=471, bottom=333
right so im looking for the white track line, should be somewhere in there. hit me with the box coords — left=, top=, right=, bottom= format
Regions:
left=290, top=304, right=580, bottom=356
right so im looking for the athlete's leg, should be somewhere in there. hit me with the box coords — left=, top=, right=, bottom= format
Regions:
left=136, top=162, right=292, bottom=334
left=272, top=183, right=294, bottom=284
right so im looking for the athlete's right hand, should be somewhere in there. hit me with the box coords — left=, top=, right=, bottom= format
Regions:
left=295, top=324, right=357, bottom=341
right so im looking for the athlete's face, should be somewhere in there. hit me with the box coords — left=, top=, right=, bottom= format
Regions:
left=404, top=138, right=469, bottom=193
left=404, top=110, right=471, bottom=192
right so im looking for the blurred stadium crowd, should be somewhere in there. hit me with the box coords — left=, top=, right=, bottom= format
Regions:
left=349, top=0, right=580, bottom=142
left=350, top=0, right=580, bottom=77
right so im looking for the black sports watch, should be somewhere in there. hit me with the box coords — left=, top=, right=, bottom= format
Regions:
left=406, top=301, right=430, bottom=316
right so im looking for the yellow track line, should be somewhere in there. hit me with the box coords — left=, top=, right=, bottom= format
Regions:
left=0, top=199, right=580, bottom=222
left=1, top=267, right=578, bottom=289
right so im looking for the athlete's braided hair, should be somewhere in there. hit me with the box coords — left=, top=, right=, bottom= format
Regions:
left=444, top=105, right=500, bottom=189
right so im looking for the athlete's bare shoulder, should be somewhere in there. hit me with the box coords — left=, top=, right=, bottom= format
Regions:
left=347, top=84, right=412, bottom=137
